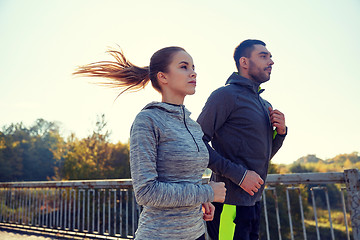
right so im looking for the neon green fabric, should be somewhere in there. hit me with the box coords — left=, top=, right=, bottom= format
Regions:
left=273, top=129, right=277, bottom=139
left=219, top=204, right=236, bottom=239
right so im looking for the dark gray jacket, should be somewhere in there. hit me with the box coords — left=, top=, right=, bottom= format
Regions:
left=130, top=102, right=213, bottom=239
left=197, top=73, right=286, bottom=206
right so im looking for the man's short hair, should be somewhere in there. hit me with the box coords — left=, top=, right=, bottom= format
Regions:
left=233, top=39, right=266, bottom=71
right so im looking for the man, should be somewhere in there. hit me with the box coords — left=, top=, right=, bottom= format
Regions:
left=197, top=39, right=287, bottom=240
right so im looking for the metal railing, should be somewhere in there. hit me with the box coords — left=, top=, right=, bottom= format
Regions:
left=0, top=169, right=359, bottom=239
left=0, top=179, right=139, bottom=239
left=262, top=169, right=360, bottom=240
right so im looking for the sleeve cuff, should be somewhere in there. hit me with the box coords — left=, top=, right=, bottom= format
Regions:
left=238, top=170, right=248, bottom=186
left=206, top=184, right=214, bottom=202
left=277, top=126, right=288, bottom=137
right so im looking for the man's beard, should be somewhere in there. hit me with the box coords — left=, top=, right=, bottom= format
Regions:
left=248, top=60, right=270, bottom=84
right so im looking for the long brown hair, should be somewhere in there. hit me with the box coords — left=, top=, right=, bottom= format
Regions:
left=73, top=46, right=186, bottom=99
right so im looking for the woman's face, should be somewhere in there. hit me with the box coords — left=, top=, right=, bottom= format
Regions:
left=162, top=51, right=197, bottom=98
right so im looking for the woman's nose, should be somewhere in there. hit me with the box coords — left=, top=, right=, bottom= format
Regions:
left=191, top=71, right=197, bottom=78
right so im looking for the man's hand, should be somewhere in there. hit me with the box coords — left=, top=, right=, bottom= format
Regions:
left=268, top=107, right=286, bottom=135
left=240, top=170, right=264, bottom=196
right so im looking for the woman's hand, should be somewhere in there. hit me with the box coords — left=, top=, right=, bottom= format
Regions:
left=209, top=181, right=226, bottom=202
left=202, top=202, right=215, bottom=221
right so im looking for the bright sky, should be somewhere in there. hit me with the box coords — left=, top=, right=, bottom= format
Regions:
left=1, top=0, right=359, bottom=165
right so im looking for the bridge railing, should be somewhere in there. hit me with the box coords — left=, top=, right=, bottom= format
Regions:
left=262, top=168, right=359, bottom=240
left=0, top=179, right=139, bottom=239
left=0, top=169, right=359, bottom=240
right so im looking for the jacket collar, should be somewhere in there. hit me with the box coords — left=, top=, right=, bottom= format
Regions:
left=225, top=72, right=264, bottom=94
left=143, top=101, right=191, bottom=118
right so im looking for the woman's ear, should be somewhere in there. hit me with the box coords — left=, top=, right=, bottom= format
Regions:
left=157, top=72, right=168, bottom=84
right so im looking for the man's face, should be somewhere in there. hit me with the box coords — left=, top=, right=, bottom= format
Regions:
left=247, top=44, right=274, bottom=84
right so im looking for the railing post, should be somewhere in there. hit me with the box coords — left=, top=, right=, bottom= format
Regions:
left=344, top=169, right=360, bottom=240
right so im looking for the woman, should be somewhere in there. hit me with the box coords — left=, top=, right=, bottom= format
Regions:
left=74, top=46, right=226, bottom=240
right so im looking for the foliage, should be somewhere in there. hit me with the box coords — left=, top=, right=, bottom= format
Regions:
left=0, top=115, right=130, bottom=181
left=0, top=119, right=62, bottom=181
left=284, top=152, right=360, bottom=173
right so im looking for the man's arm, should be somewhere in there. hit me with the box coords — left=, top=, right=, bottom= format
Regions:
left=198, top=88, right=264, bottom=195
left=268, top=107, right=287, bottom=159
left=204, top=139, right=263, bottom=196
left=203, top=136, right=246, bottom=185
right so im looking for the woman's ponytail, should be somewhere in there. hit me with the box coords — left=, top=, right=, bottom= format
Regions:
left=73, top=49, right=151, bottom=97
left=74, top=46, right=186, bottom=98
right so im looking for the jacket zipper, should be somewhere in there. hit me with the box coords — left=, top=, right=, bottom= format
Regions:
left=257, top=93, right=272, bottom=160
left=181, top=105, right=200, bottom=152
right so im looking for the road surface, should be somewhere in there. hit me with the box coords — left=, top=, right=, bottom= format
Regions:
left=0, top=229, right=57, bottom=239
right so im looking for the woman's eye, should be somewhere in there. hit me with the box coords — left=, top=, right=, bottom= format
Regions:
left=181, top=66, right=187, bottom=69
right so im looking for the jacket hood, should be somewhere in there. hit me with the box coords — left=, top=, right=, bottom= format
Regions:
left=142, top=101, right=192, bottom=118
left=225, top=72, right=264, bottom=94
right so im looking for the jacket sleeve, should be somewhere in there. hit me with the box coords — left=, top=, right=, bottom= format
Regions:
left=130, top=112, right=214, bottom=207
left=197, top=89, right=247, bottom=186
left=270, top=128, right=287, bottom=159
left=263, top=99, right=287, bottom=160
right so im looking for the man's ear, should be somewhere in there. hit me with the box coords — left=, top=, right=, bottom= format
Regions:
left=157, top=72, right=168, bottom=84
left=239, top=57, right=249, bottom=69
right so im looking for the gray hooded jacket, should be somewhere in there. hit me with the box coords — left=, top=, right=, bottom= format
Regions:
left=130, top=102, right=214, bottom=240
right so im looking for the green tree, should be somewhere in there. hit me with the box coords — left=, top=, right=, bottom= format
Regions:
left=289, top=163, right=314, bottom=173
left=0, top=131, right=14, bottom=180
left=56, top=114, right=130, bottom=180
left=105, top=141, right=130, bottom=179
left=0, top=119, right=63, bottom=181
